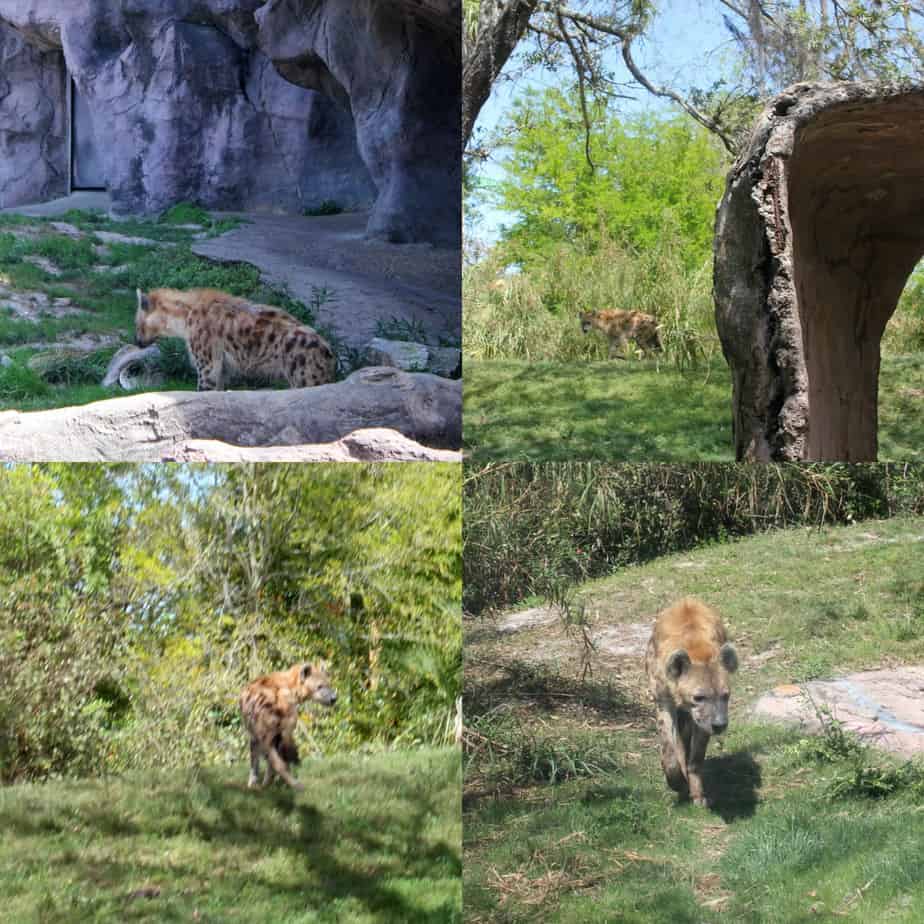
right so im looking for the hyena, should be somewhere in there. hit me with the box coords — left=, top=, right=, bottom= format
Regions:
left=135, top=287, right=336, bottom=390
left=645, top=598, right=738, bottom=807
left=579, top=309, right=663, bottom=358
left=239, top=662, right=337, bottom=790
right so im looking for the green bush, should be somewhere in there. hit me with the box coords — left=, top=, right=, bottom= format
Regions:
left=463, top=463, right=924, bottom=614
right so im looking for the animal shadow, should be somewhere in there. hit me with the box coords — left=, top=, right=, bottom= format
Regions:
left=700, top=750, right=762, bottom=822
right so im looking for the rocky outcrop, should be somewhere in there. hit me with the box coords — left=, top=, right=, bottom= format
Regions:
left=714, top=81, right=924, bottom=461
left=163, top=428, right=462, bottom=462
left=0, top=21, right=67, bottom=208
left=0, top=366, right=461, bottom=460
left=0, top=1, right=460, bottom=245
left=255, top=0, right=461, bottom=244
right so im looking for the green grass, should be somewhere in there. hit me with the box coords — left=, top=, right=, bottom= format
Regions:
left=464, top=517, right=924, bottom=923
left=464, top=355, right=924, bottom=462
left=463, top=357, right=733, bottom=461
left=0, top=747, right=460, bottom=923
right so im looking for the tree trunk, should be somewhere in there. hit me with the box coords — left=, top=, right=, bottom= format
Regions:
left=714, top=81, right=924, bottom=461
left=463, top=0, right=539, bottom=148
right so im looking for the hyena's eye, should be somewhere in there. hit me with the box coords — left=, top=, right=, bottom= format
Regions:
left=693, top=694, right=707, bottom=704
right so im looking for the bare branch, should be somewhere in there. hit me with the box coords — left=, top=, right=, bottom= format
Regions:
left=556, top=8, right=596, bottom=173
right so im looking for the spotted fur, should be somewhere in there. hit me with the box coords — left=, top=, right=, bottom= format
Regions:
left=136, top=287, right=336, bottom=390
left=579, top=309, right=663, bottom=358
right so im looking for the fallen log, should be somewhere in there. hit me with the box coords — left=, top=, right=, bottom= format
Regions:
left=0, top=367, right=461, bottom=461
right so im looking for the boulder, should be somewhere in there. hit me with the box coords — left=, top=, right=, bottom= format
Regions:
left=714, top=81, right=924, bottom=461
left=364, top=337, right=461, bottom=378
left=0, top=366, right=461, bottom=460
left=365, top=338, right=430, bottom=372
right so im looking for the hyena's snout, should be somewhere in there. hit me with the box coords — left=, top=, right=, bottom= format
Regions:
left=315, top=687, right=337, bottom=707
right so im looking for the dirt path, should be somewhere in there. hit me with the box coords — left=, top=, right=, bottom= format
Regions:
left=193, top=211, right=461, bottom=351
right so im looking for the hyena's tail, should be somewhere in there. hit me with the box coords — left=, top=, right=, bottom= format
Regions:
left=274, top=734, right=301, bottom=766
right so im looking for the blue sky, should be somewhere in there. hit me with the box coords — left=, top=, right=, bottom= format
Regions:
left=470, top=0, right=735, bottom=241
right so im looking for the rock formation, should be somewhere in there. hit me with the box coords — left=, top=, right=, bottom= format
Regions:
left=714, top=81, right=924, bottom=461
left=256, top=0, right=462, bottom=244
left=0, top=1, right=460, bottom=244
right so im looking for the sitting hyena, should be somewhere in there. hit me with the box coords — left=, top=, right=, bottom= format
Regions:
left=135, top=287, right=336, bottom=390
left=645, top=598, right=738, bottom=807
left=239, top=662, right=337, bottom=791
left=579, top=309, right=663, bottom=358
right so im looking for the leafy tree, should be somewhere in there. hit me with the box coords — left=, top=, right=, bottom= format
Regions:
left=494, top=87, right=727, bottom=271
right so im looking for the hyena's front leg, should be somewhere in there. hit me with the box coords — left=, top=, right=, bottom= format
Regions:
left=655, top=704, right=688, bottom=794
left=248, top=738, right=262, bottom=788
left=190, top=342, right=223, bottom=391
left=609, top=332, right=629, bottom=360
left=266, top=745, right=304, bottom=791
left=686, top=725, right=712, bottom=807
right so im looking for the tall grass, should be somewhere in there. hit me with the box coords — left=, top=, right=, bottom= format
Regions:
left=463, top=234, right=717, bottom=367
left=465, top=243, right=924, bottom=365
left=462, top=462, right=924, bottom=615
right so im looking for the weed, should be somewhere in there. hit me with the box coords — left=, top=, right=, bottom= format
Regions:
left=0, top=362, right=49, bottom=400
left=376, top=315, right=429, bottom=344
left=159, top=202, right=210, bottom=226
left=304, top=200, right=344, bottom=217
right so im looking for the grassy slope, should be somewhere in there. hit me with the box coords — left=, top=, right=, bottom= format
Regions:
left=464, top=517, right=924, bottom=923
left=463, top=356, right=924, bottom=462
left=0, top=747, right=461, bottom=924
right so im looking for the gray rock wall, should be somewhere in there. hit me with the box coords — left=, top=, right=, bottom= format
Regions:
left=0, top=21, right=67, bottom=208
left=0, top=0, right=460, bottom=245
left=0, top=1, right=375, bottom=217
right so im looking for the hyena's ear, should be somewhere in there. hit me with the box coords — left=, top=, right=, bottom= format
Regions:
left=719, top=643, right=739, bottom=673
left=136, top=289, right=150, bottom=311
left=666, top=649, right=691, bottom=679
left=300, top=663, right=313, bottom=681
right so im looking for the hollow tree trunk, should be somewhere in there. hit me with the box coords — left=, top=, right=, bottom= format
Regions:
left=714, top=82, right=924, bottom=461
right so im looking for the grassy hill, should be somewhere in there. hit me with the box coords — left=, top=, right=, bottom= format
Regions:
left=0, top=747, right=460, bottom=923
left=464, top=517, right=924, bottom=923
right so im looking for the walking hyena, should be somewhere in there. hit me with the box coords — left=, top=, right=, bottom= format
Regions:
left=579, top=309, right=663, bottom=358
left=135, top=287, right=337, bottom=390
left=239, top=662, right=337, bottom=790
left=645, top=598, right=738, bottom=807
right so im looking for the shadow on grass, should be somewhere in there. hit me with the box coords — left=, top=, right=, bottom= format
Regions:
left=465, top=657, right=648, bottom=726
left=1, top=760, right=460, bottom=923
left=701, top=750, right=762, bottom=822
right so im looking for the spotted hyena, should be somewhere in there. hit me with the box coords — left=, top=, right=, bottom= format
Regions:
left=645, top=598, right=738, bottom=807
left=135, top=287, right=336, bottom=390
left=579, top=309, right=663, bottom=358
left=239, top=662, right=337, bottom=790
